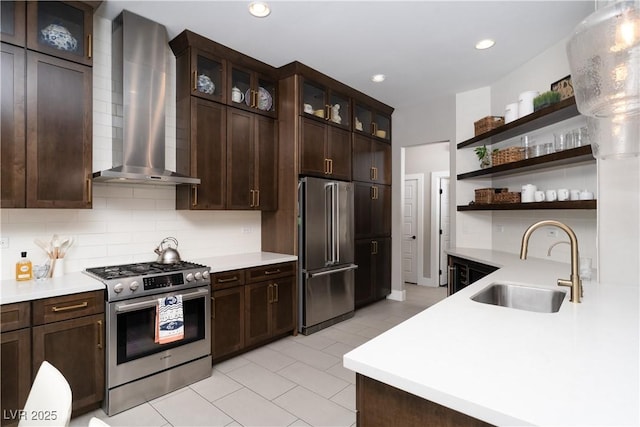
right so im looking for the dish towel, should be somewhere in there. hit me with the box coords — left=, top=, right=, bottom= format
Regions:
left=155, top=295, right=184, bottom=344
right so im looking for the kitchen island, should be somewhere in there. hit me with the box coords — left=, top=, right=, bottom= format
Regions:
left=344, top=249, right=639, bottom=426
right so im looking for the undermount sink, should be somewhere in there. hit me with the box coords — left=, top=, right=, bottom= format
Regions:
left=470, top=283, right=566, bottom=313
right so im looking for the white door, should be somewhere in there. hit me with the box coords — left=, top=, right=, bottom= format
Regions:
left=439, top=177, right=450, bottom=286
left=403, top=179, right=418, bottom=284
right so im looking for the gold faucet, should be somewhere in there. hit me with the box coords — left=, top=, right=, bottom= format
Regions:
left=520, top=220, right=582, bottom=303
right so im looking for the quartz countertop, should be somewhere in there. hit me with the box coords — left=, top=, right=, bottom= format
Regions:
left=343, top=248, right=639, bottom=426
left=1, top=252, right=297, bottom=305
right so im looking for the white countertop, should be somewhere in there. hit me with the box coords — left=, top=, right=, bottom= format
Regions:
left=344, top=248, right=639, bottom=426
left=1, top=252, right=297, bottom=305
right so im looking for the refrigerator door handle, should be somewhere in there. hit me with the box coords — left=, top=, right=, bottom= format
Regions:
left=332, top=182, right=339, bottom=265
left=325, top=183, right=334, bottom=265
left=306, top=264, right=358, bottom=278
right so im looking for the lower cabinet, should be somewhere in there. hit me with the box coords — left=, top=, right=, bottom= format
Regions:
left=447, top=256, right=499, bottom=296
left=355, top=238, right=391, bottom=308
left=211, top=262, right=296, bottom=363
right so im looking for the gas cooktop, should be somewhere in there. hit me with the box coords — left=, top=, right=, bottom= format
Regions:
left=86, top=261, right=206, bottom=280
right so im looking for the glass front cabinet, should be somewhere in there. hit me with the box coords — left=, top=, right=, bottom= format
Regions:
left=190, top=47, right=225, bottom=102
left=229, top=64, right=277, bottom=117
left=1, top=0, right=26, bottom=46
left=301, top=79, right=351, bottom=130
left=354, top=102, right=391, bottom=142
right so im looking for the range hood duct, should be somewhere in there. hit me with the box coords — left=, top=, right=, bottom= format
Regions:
left=93, top=10, right=200, bottom=185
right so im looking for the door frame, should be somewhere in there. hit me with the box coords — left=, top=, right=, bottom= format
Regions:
left=404, top=173, right=426, bottom=286
left=430, top=171, right=450, bottom=287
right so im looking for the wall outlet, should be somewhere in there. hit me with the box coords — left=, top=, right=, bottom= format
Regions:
left=0, top=237, right=9, bottom=249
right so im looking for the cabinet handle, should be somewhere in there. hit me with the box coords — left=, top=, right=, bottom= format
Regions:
left=373, top=167, right=378, bottom=181
left=250, top=189, right=255, bottom=207
left=324, top=159, right=329, bottom=175
left=96, top=319, right=103, bottom=349
left=325, top=104, right=331, bottom=121
left=264, top=268, right=281, bottom=275
left=273, top=283, right=279, bottom=303
left=52, top=301, right=88, bottom=312
left=192, top=185, right=198, bottom=206
left=211, top=296, right=215, bottom=319
left=329, top=159, right=333, bottom=175
left=252, top=90, right=258, bottom=108
left=268, top=284, right=273, bottom=303
left=371, top=122, right=378, bottom=136
left=448, top=266, right=456, bottom=296
left=255, top=189, right=260, bottom=207
left=86, top=178, right=92, bottom=202
left=87, top=34, right=93, bottom=59
left=371, top=185, right=379, bottom=200
left=217, top=276, right=239, bottom=284
left=371, top=240, right=378, bottom=255
left=192, top=71, right=198, bottom=91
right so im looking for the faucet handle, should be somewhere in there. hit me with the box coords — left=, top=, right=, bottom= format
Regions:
left=558, top=278, right=582, bottom=303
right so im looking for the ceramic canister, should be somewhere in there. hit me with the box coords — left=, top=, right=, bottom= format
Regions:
left=518, top=91, right=539, bottom=118
left=505, top=102, right=519, bottom=124
left=521, top=184, right=537, bottom=203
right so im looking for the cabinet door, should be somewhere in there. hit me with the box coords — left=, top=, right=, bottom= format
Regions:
left=1, top=1, right=26, bottom=46
left=212, top=287, right=244, bottom=361
left=190, top=47, right=225, bottom=102
left=372, top=140, right=391, bottom=185
left=352, top=133, right=373, bottom=182
left=326, top=126, right=351, bottom=181
left=354, top=182, right=373, bottom=239
left=244, top=282, right=271, bottom=347
left=26, top=1, right=94, bottom=66
left=300, top=117, right=327, bottom=177
left=31, top=313, right=104, bottom=416
left=354, top=239, right=374, bottom=308
left=371, top=185, right=391, bottom=237
left=256, top=115, right=277, bottom=211
left=227, top=108, right=255, bottom=209
left=1, top=43, right=25, bottom=208
left=190, top=98, right=226, bottom=209
left=374, top=237, right=392, bottom=299
left=270, top=276, right=295, bottom=337
left=255, top=73, right=277, bottom=117
left=26, top=52, right=91, bottom=208
left=0, top=329, right=30, bottom=427
left=301, top=79, right=327, bottom=120
left=328, top=89, right=350, bottom=130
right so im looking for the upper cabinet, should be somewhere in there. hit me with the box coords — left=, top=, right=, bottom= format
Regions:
left=26, top=1, right=95, bottom=66
left=0, top=1, right=26, bottom=46
left=189, top=47, right=225, bottom=102
left=354, top=101, right=391, bottom=143
left=229, top=64, right=277, bottom=118
left=301, top=79, right=351, bottom=130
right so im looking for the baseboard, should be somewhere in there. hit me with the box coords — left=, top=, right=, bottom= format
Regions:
left=387, top=289, right=406, bottom=302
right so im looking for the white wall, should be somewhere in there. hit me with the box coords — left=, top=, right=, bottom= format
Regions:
left=0, top=16, right=261, bottom=280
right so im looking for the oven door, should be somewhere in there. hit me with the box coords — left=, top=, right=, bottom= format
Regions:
left=106, top=286, right=211, bottom=388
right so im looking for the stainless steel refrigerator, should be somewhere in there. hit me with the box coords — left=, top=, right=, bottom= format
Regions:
left=298, top=177, right=357, bottom=335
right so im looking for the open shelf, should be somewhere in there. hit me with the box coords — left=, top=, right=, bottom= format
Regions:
left=457, top=97, right=580, bottom=149
left=457, top=145, right=594, bottom=180
left=457, top=200, right=597, bottom=211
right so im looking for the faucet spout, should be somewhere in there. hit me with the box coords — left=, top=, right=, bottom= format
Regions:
left=520, top=220, right=582, bottom=303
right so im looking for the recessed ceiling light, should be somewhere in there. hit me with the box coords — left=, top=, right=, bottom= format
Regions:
left=249, top=1, right=271, bottom=18
left=371, top=74, right=386, bottom=83
left=475, top=39, right=495, bottom=50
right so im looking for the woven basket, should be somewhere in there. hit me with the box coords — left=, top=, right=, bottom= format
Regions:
left=474, top=116, right=504, bottom=136
left=474, top=188, right=508, bottom=204
left=493, top=191, right=522, bottom=204
left=492, top=147, right=525, bottom=166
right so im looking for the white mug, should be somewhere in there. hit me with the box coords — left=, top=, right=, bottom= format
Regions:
left=579, top=190, right=594, bottom=200
left=521, top=184, right=537, bottom=203
left=534, top=191, right=545, bottom=202
left=303, top=103, right=313, bottom=114
left=570, top=189, right=581, bottom=200
left=231, top=86, right=244, bottom=103
left=505, top=102, right=518, bottom=124
left=557, top=188, right=570, bottom=201
left=545, top=189, right=557, bottom=202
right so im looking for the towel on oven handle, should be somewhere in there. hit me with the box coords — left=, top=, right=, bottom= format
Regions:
left=155, top=294, right=184, bottom=344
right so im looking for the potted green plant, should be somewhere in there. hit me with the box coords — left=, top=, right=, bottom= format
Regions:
left=474, top=145, right=495, bottom=168
left=533, top=91, right=561, bottom=111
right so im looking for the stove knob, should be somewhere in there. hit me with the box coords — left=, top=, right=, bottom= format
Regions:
left=195, top=272, right=202, bottom=281
left=129, top=281, right=139, bottom=291
left=114, top=283, right=124, bottom=293
left=186, top=273, right=194, bottom=282
left=202, top=270, right=210, bottom=279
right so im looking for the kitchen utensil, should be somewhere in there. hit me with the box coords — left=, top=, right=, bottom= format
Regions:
left=34, top=264, right=49, bottom=281
left=504, top=102, right=518, bottom=124
left=50, top=258, right=64, bottom=278
left=570, top=189, right=581, bottom=200
left=546, top=189, right=557, bottom=202
left=521, top=184, right=537, bottom=203
left=154, top=237, right=182, bottom=264
left=558, top=188, right=570, bottom=201
left=58, top=237, right=73, bottom=258
left=554, top=133, right=567, bottom=151
left=579, top=190, right=594, bottom=200
left=518, top=91, right=539, bottom=118
left=521, top=136, right=532, bottom=159
left=534, top=191, right=545, bottom=202
left=34, top=239, right=52, bottom=258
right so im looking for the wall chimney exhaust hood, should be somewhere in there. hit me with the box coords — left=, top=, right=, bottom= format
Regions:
left=92, top=10, right=200, bottom=185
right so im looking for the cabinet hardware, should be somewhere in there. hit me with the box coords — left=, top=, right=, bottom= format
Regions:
left=86, top=178, right=92, bottom=202
left=217, top=276, right=239, bottom=284
left=192, top=185, right=198, bottom=206
left=250, top=189, right=256, bottom=207
left=192, top=71, right=198, bottom=91
left=324, top=158, right=330, bottom=175
left=370, top=185, right=378, bottom=200
left=374, top=167, right=378, bottom=181
left=268, top=284, right=273, bottom=303
left=273, top=283, right=279, bottom=303
left=371, top=240, right=378, bottom=255
left=96, top=320, right=103, bottom=349
left=255, top=189, right=260, bottom=207
left=52, top=301, right=88, bottom=312
left=264, top=268, right=281, bottom=275
left=211, top=296, right=215, bottom=319
left=87, top=34, right=92, bottom=59
left=371, top=122, right=378, bottom=136
left=374, top=186, right=379, bottom=200
left=251, top=90, right=258, bottom=108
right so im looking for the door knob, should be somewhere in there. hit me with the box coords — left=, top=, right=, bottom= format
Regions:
left=411, top=236, right=416, bottom=240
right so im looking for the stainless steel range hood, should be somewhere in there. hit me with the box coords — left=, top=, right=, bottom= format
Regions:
left=93, top=10, right=199, bottom=185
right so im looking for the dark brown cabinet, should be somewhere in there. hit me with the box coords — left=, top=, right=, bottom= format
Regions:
left=186, top=47, right=225, bottom=102
left=355, top=182, right=391, bottom=239
left=447, top=256, right=498, bottom=296
left=176, top=97, right=226, bottom=210
left=354, top=101, right=391, bottom=143
left=353, top=134, right=391, bottom=184
left=211, top=269, right=245, bottom=362
left=227, top=108, right=277, bottom=210
left=0, top=302, right=31, bottom=427
left=300, top=117, right=351, bottom=181
left=301, top=78, right=350, bottom=130
left=1, top=1, right=26, bottom=46
left=229, top=64, right=277, bottom=118
left=355, top=238, right=391, bottom=308
left=26, top=1, right=95, bottom=66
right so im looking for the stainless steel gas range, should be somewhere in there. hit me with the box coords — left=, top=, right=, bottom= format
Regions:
left=85, top=261, right=212, bottom=415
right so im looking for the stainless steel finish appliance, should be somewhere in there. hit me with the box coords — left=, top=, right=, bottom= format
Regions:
left=299, top=177, right=357, bottom=335
left=85, top=261, right=212, bottom=415
left=92, top=10, right=200, bottom=185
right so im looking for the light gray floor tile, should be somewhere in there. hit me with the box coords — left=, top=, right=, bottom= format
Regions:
left=98, top=402, right=168, bottom=427
left=215, top=388, right=297, bottom=427
left=274, top=386, right=356, bottom=427
left=278, top=361, right=350, bottom=398
left=224, top=422, right=242, bottom=427
left=319, top=328, right=370, bottom=347
left=69, top=409, right=103, bottom=427
left=288, top=419, right=312, bottom=426
left=226, top=361, right=296, bottom=400
left=355, top=326, right=385, bottom=339
left=331, top=384, right=356, bottom=411
left=322, top=342, right=355, bottom=358
left=278, top=341, right=340, bottom=370
left=213, top=355, right=250, bottom=373
left=266, top=336, right=298, bottom=353
left=150, top=388, right=232, bottom=427
left=190, top=369, right=244, bottom=402
left=330, top=319, right=369, bottom=334
left=325, top=362, right=356, bottom=384
left=289, top=332, right=337, bottom=350
left=243, top=345, right=297, bottom=372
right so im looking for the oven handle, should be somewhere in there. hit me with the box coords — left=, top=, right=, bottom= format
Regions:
left=114, top=288, right=210, bottom=313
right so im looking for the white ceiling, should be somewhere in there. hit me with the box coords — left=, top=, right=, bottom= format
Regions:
left=97, top=1, right=595, bottom=111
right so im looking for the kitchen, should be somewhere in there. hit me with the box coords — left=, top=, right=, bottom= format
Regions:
left=1, top=1, right=639, bottom=426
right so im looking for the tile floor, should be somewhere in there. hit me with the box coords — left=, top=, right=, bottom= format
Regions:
left=71, top=284, right=447, bottom=427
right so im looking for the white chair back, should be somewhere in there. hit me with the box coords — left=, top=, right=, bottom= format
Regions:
left=18, top=361, right=72, bottom=427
